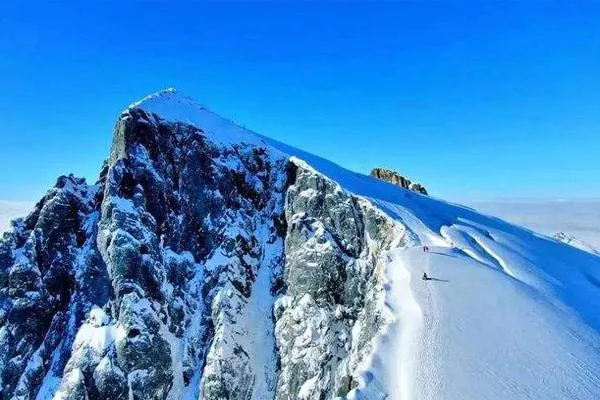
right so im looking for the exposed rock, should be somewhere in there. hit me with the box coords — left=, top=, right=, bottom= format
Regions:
left=370, top=167, right=428, bottom=195
left=0, top=174, right=104, bottom=400
left=274, top=161, right=405, bottom=399
left=408, top=182, right=428, bottom=195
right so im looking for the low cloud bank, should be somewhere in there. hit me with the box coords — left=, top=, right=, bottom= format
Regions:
left=0, top=201, right=35, bottom=233
left=466, top=199, right=600, bottom=250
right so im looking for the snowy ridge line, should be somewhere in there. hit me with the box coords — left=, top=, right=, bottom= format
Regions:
left=128, top=88, right=279, bottom=150
left=554, top=232, right=600, bottom=256
left=387, top=250, right=423, bottom=400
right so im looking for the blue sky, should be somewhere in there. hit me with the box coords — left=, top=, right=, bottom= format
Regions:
left=1, top=1, right=599, bottom=201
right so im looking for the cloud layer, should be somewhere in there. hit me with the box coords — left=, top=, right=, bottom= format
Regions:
left=466, top=199, right=600, bottom=250
left=0, top=201, right=35, bottom=233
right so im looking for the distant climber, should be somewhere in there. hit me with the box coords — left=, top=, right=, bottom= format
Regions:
left=423, top=246, right=429, bottom=252
left=422, top=272, right=429, bottom=281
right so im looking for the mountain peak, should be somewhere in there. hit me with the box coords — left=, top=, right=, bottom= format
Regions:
left=125, top=89, right=264, bottom=147
left=127, top=87, right=206, bottom=119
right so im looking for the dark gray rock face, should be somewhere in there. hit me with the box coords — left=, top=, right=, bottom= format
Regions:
left=370, top=168, right=428, bottom=195
left=274, top=163, right=402, bottom=399
left=0, top=102, right=405, bottom=400
left=0, top=175, right=104, bottom=400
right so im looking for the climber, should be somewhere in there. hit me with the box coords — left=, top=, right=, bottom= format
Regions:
left=423, top=246, right=429, bottom=252
left=422, top=272, right=429, bottom=281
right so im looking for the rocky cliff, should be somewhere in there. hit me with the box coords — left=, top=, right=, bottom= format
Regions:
left=0, top=90, right=407, bottom=400
left=369, top=168, right=428, bottom=195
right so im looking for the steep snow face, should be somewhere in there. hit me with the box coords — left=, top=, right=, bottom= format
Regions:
left=1, top=89, right=600, bottom=400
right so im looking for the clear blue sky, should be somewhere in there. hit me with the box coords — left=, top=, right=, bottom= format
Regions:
left=1, top=1, right=599, bottom=201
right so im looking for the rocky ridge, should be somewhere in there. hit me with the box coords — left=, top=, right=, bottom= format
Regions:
left=369, top=168, right=427, bottom=195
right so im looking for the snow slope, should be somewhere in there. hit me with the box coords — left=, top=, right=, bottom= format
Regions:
left=130, top=89, right=600, bottom=399
left=352, top=246, right=600, bottom=400
left=266, top=148, right=600, bottom=399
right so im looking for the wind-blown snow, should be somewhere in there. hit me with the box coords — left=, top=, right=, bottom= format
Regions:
left=130, top=89, right=600, bottom=399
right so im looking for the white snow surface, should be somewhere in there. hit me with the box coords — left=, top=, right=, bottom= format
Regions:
left=127, top=89, right=600, bottom=399
left=129, top=88, right=274, bottom=149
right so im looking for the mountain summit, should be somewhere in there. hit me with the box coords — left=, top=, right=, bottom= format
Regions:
left=1, top=90, right=599, bottom=400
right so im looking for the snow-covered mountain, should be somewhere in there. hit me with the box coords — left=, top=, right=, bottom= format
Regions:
left=1, top=89, right=599, bottom=400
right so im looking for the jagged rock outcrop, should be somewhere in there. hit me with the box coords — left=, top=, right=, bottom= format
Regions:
left=408, top=182, right=427, bottom=195
left=370, top=168, right=428, bottom=195
left=0, top=91, right=407, bottom=400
